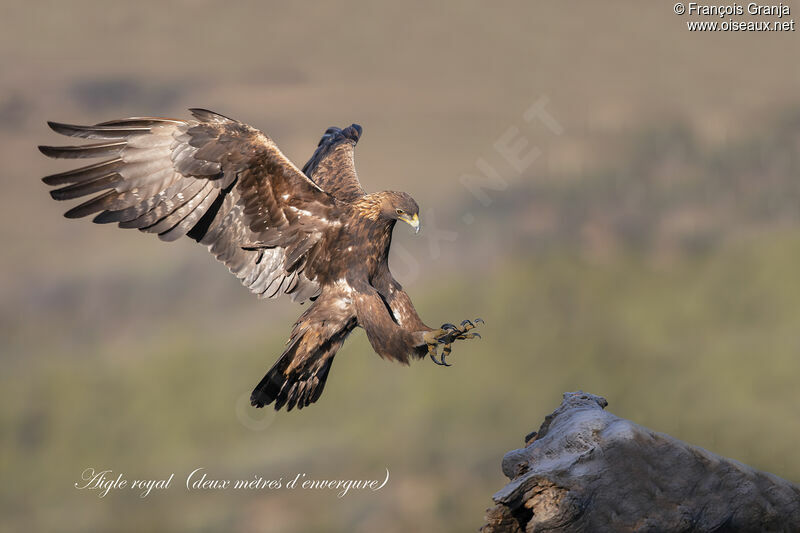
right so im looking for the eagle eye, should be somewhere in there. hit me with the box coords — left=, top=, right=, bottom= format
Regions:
left=396, top=209, right=405, bottom=215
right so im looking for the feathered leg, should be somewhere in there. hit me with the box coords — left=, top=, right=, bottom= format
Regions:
left=251, top=293, right=356, bottom=411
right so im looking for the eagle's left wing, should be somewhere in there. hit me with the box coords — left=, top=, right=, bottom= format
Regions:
left=301, top=124, right=365, bottom=202
left=40, top=109, right=337, bottom=303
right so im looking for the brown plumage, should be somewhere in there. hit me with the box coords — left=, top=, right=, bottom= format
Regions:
left=40, top=109, right=480, bottom=411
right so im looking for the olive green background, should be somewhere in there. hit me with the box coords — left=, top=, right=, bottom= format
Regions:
left=3, top=2, right=800, bottom=531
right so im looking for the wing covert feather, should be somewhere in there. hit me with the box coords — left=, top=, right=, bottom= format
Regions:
left=40, top=109, right=339, bottom=302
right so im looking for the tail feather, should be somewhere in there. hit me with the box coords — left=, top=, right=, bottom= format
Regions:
left=250, top=327, right=345, bottom=412
left=250, top=290, right=355, bottom=412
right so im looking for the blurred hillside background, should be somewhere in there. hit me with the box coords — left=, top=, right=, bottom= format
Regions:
left=3, top=1, right=800, bottom=531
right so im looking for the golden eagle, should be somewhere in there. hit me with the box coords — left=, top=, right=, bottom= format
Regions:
left=39, top=109, right=481, bottom=411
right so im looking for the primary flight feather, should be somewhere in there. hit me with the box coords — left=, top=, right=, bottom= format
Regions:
left=40, top=109, right=481, bottom=411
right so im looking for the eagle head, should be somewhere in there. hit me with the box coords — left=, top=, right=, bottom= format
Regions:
left=381, top=191, right=420, bottom=234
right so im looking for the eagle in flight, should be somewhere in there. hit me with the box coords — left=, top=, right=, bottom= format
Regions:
left=39, top=109, right=482, bottom=411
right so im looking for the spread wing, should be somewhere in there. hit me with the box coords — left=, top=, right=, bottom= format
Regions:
left=301, top=124, right=365, bottom=203
left=39, top=108, right=338, bottom=303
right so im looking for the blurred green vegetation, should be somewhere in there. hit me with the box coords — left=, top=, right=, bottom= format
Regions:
left=8, top=112, right=800, bottom=531
left=5, top=232, right=800, bottom=532
left=9, top=114, right=800, bottom=530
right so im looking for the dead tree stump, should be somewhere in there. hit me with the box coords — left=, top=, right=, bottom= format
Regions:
left=481, top=392, right=800, bottom=532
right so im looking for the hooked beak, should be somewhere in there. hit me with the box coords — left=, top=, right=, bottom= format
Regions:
left=400, top=213, right=420, bottom=234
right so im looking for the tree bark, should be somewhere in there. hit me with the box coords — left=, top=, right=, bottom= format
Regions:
left=481, top=392, right=800, bottom=532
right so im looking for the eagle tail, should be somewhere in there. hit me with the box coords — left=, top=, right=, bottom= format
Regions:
left=249, top=330, right=344, bottom=412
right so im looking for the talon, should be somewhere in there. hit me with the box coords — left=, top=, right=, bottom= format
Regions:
left=425, top=316, right=483, bottom=367
left=429, top=349, right=445, bottom=366
left=427, top=342, right=443, bottom=365
left=441, top=343, right=453, bottom=366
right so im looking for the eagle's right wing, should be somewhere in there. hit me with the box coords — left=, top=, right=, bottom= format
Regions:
left=302, top=124, right=366, bottom=203
left=40, top=109, right=336, bottom=303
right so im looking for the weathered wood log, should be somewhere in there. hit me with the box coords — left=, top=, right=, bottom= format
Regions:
left=481, top=392, right=800, bottom=533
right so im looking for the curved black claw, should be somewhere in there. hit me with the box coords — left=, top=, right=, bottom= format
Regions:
left=429, top=350, right=447, bottom=366
left=440, top=343, right=453, bottom=366
left=474, top=318, right=485, bottom=325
